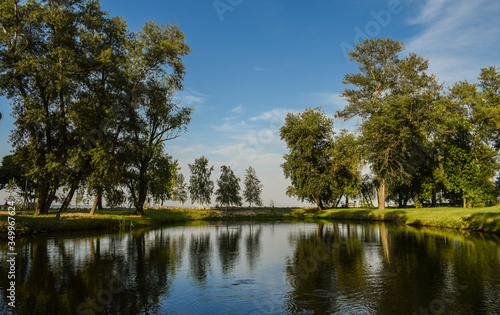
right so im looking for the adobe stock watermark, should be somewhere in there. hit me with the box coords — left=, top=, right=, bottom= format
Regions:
left=5, top=199, right=17, bottom=310
left=76, top=273, right=129, bottom=315
left=339, top=0, right=404, bottom=60
left=213, top=0, right=243, bottom=21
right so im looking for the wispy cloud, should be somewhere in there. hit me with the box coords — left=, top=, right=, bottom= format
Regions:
left=230, top=104, right=244, bottom=113
left=211, top=120, right=247, bottom=132
left=312, top=92, right=346, bottom=108
left=254, top=67, right=266, bottom=71
left=408, top=0, right=449, bottom=25
left=174, top=89, right=208, bottom=106
left=406, top=0, right=500, bottom=84
left=223, top=116, right=239, bottom=121
left=249, top=108, right=292, bottom=122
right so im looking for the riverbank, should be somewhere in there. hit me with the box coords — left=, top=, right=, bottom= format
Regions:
left=1, top=206, right=499, bottom=235
left=314, top=206, right=500, bottom=233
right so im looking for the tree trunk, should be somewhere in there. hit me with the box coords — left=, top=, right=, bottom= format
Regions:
left=35, top=182, right=50, bottom=215
left=312, top=195, right=324, bottom=211
left=463, top=197, right=467, bottom=209
left=135, top=186, right=147, bottom=215
left=398, top=192, right=403, bottom=208
left=379, top=178, right=386, bottom=210
left=97, top=194, right=103, bottom=210
left=335, top=193, right=343, bottom=208
left=431, top=187, right=437, bottom=207
left=42, top=186, right=57, bottom=215
left=134, top=164, right=148, bottom=215
left=90, top=195, right=99, bottom=215
left=59, top=184, right=77, bottom=215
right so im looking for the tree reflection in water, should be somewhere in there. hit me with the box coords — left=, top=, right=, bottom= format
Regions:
left=0, top=222, right=498, bottom=314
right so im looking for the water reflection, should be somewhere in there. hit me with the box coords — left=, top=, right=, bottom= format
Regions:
left=216, top=225, right=242, bottom=275
left=0, top=222, right=499, bottom=314
left=285, top=223, right=500, bottom=314
left=189, top=232, right=212, bottom=284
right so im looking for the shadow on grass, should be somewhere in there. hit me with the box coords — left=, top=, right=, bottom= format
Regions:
left=461, top=212, right=500, bottom=232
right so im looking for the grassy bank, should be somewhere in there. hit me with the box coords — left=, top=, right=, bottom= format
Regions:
left=313, top=206, right=500, bottom=233
left=1, top=206, right=499, bottom=235
left=0, top=207, right=298, bottom=235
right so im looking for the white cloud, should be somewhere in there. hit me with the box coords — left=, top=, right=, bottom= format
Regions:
left=408, top=0, right=450, bottom=25
left=211, top=120, right=247, bottom=132
left=406, top=0, right=500, bottom=84
left=249, top=108, right=293, bottom=122
left=174, top=89, right=208, bottom=106
left=312, top=92, right=347, bottom=108
left=254, top=67, right=266, bottom=71
left=230, top=104, right=244, bottom=113
left=223, top=116, right=239, bottom=121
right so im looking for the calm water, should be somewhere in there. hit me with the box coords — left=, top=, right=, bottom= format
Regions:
left=1, top=221, right=500, bottom=314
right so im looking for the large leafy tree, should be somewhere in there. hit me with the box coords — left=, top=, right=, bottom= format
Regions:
left=280, top=107, right=337, bottom=210
left=1, top=0, right=191, bottom=215
left=215, top=165, right=242, bottom=208
left=1, top=0, right=92, bottom=214
left=0, top=0, right=130, bottom=214
left=121, top=30, right=192, bottom=215
left=328, top=130, right=362, bottom=207
left=440, top=67, right=500, bottom=207
left=171, top=172, right=188, bottom=206
left=243, top=166, right=263, bottom=207
left=336, top=37, right=443, bottom=210
left=188, top=156, right=214, bottom=206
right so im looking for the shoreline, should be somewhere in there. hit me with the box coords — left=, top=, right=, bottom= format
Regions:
left=1, top=206, right=499, bottom=236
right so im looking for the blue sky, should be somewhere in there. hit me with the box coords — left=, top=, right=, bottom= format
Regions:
left=1, top=0, right=500, bottom=207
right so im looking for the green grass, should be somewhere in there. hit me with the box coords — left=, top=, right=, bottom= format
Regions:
left=1, top=205, right=499, bottom=235
left=315, top=206, right=500, bottom=233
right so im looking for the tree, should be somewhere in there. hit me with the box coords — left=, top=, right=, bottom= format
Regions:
left=1, top=0, right=89, bottom=214
left=280, top=107, right=336, bottom=210
left=0, top=0, right=129, bottom=215
left=336, top=37, right=443, bottom=210
left=243, top=166, right=263, bottom=207
left=1, top=1, right=191, bottom=215
left=0, top=154, right=36, bottom=207
left=328, top=130, right=362, bottom=207
left=172, top=172, right=188, bottom=206
left=476, top=66, right=500, bottom=149
left=188, top=156, right=214, bottom=206
left=440, top=68, right=500, bottom=207
left=215, top=165, right=242, bottom=208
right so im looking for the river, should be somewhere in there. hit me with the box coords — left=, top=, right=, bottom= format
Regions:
left=1, top=221, right=499, bottom=314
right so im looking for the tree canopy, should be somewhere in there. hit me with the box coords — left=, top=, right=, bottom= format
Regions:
left=243, top=166, right=263, bottom=207
left=0, top=0, right=192, bottom=215
left=215, top=165, right=242, bottom=208
left=188, top=156, right=214, bottom=206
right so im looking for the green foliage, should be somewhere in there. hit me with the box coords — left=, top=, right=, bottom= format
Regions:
left=188, top=156, right=214, bottom=206
left=280, top=107, right=335, bottom=210
left=172, top=172, right=188, bottom=205
left=337, top=37, right=445, bottom=209
left=280, top=107, right=361, bottom=210
left=243, top=166, right=263, bottom=207
left=328, top=130, right=362, bottom=206
left=215, top=165, right=242, bottom=207
left=0, top=0, right=192, bottom=215
left=441, top=71, right=500, bottom=207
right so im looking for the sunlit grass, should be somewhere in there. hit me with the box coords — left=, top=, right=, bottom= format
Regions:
left=316, top=206, right=500, bottom=233
left=1, top=205, right=499, bottom=235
